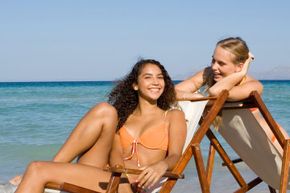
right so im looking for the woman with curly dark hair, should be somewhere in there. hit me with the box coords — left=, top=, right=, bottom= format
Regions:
left=13, top=59, right=187, bottom=193
left=108, top=59, right=176, bottom=130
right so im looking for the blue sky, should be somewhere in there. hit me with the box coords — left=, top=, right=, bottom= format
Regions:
left=1, top=0, right=290, bottom=81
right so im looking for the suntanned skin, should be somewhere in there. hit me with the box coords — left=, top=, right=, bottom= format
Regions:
left=10, top=102, right=117, bottom=185
left=14, top=63, right=186, bottom=193
left=175, top=46, right=288, bottom=154
left=175, top=46, right=263, bottom=101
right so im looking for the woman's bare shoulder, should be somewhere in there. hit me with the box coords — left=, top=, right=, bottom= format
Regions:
left=243, top=76, right=264, bottom=93
left=166, top=109, right=186, bottom=121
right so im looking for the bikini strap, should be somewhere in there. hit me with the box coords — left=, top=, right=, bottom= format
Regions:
left=164, top=108, right=178, bottom=119
left=164, top=110, right=169, bottom=118
left=238, top=76, right=247, bottom=86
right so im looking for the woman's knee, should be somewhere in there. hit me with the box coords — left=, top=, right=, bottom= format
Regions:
left=26, top=161, right=46, bottom=178
left=92, top=102, right=118, bottom=125
left=94, top=102, right=117, bottom=116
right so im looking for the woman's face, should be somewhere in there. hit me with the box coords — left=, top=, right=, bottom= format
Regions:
left=211, top=46, right=242, bottom=82
left=134, top=63, right=165, bottom=102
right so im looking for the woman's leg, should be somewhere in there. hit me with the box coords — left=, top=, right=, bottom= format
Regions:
left=10, top=102, right=117, bottom=186
left=15, top=161, right=133, bottom=193
left=15, top=161, right=112, bottom=193
left=53, top=102, right=118, bottom=167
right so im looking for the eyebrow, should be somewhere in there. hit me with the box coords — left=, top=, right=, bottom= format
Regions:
left=212, top=56, right=226, bottom=65
left=142, top=73, right=163, bottom=76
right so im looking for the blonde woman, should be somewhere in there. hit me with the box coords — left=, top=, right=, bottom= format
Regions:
left=175, top=37, right=288, bottom=153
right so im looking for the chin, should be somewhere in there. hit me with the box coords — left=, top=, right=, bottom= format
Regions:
left=151, top=95, right=162, bottom=101
left=213, top=75, right=224, bottom=82
left=149, top=94, right=162, bottom=101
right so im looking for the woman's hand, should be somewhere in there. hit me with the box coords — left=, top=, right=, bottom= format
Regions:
left=241, top=52, right=254, bottom=75
left=136, top=161, right=168, bottom=189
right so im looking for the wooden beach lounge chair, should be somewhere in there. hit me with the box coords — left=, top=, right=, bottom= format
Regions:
left=45, top=90, right=229, bottom=193
left=203, top=91, right=290, bottom=193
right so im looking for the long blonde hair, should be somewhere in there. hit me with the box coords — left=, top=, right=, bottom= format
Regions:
left=205, top=37, right=250, bottom=88
left=207, top=37, right=250, bottom=129
left=217, top=37, right=250, bottom=64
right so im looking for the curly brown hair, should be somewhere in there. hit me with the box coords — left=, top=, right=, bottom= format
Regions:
left=108, top=59, right=176, bottom=130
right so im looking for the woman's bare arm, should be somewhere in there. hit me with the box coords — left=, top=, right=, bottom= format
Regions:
left=161, top=109, right=187, bottom=170
left=175, top=70, right=205, bottom=100
left=136, top=109, right=187, bottom=188
left=208, top=53, right=263, bottom=101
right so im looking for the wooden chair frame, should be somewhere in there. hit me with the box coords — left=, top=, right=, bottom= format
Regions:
left=203, top=91, right=290, bottom=193
left=45, top=90, right=289, bottom=193
left=46, top=90, right=230, bottom=193
left=104, top=91, right=229, bottom=193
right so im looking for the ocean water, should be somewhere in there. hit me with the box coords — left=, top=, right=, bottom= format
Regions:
left=0, top=80, right=289, bottom=192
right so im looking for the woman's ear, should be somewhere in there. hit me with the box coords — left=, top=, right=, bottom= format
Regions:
left=235, top=63, right=244, bottom=72
left=132, top=83, right=138, bottom=91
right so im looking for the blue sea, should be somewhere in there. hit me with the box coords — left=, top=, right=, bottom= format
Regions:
left=0, top=80, right=289, bottom=192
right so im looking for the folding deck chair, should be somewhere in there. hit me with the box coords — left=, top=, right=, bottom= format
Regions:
left=45, top=90, right=229, bottom=193
left=202, top=91, right=290, bottom=193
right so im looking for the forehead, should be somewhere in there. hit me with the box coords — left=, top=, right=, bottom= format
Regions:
left=213, top=46, right=236, bottom=64
left=140, top=63, right=162, bottom=75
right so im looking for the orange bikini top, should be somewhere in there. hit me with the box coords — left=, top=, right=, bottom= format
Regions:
left=119, top=119, right=169, bottom=167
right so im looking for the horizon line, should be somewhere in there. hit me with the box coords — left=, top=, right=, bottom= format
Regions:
left=0, top=79, right=290, bottom=84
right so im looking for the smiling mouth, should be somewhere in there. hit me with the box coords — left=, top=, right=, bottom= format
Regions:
left=148, top=86, right=164, bottom=93
left=149, top=88, right=161, bottom=92
left=213, top=73, right=220, bottom=77
left=213, top=74, right=222, bottom=80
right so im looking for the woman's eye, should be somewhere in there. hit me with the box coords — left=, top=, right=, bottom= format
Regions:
left=218, top=62, right=225, bottom=66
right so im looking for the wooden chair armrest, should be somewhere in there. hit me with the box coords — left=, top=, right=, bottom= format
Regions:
left=45, top=182, right=63, bottom=190
left=105, top=165, right=184, bottom=179
left=46, top=182, right=100, bottom=193
left=178, top=96, right=216, bottom=102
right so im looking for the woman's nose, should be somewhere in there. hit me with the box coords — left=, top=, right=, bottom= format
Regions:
left=152, top=77, right=160, bottom=85
left=211, top=61, right=218, bottom=70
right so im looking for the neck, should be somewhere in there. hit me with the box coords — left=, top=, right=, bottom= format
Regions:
left=134, top=97, right=160, bottom=116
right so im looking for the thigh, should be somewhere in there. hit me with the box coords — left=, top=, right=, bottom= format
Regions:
left=54, top=102, right=118, bottom=165
left=40, top=162, right=112, bottom=193
left=77, top=118, right=117, bottom=167
left=43, top=162, right=133, bottom=193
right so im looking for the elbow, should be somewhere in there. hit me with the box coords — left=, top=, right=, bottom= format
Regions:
left=174, top=87, right=184, bottom=95
left=165, top=154, right=181, bottom=170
